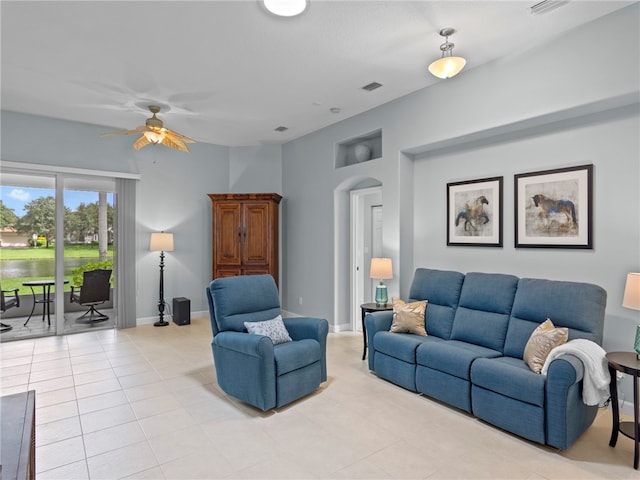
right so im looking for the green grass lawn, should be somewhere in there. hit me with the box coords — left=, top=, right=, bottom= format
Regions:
left=0, top=244, right=113, bottom=260
left=1, top=245, right=113, bottom=293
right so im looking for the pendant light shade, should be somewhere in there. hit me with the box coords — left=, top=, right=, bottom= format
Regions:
left=428, top=56, right=467, bottom=79
left=428, top=28, right=466, bottom=79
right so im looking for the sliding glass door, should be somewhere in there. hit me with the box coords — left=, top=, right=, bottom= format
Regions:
left=0, top=170, right=118, bottom=340
left=62, top=176, right=117, bottom=334
left=0, top=172, right=58, bottom=339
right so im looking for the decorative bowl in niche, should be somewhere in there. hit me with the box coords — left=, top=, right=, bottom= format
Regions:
left=353, top=143, right=372, bottom=163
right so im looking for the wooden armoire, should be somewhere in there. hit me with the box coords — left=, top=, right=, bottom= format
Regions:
left=208, top=193, right=282, bottom=285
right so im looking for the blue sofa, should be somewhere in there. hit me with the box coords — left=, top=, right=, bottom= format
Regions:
left=206, top=275, right=328, bottom=411
left=366, top=268, right=607, bottom=450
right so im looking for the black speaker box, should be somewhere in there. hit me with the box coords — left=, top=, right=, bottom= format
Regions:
left=172, top=297, right=190, bottom=326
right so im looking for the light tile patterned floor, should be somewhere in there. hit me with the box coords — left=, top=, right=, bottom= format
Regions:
left=0, top=316, right=638, bottom=479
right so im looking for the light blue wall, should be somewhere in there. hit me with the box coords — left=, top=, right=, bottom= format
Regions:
left=280, top=5, right=639, bottom=400
left=283, top=4, right=640, bottom=326
left=229, top=145, right=282, bottom=193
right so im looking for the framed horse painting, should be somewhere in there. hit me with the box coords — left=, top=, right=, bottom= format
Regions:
left=447, top=176, right=503, bottom=247
left=515, top=164, right=593, bottom=248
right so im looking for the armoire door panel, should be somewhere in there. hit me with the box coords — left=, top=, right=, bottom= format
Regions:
left=243, top=203, right=270, bottom=265
left=215, top=268, right=243, bottom=278
left=215, top=204, right=241, bottom=265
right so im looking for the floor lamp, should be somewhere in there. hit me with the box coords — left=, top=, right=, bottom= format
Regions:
left=150, top=232, right=174, bottom=327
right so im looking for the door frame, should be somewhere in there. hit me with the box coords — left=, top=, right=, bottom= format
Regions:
left=350, top=186, right=382, bottom=331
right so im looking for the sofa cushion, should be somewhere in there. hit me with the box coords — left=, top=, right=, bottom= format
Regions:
left=504, top=278, right=607, bottom=358
left=245, top=315, right=292, bottom=344
left=416, top=340, right=502, bottom=380
left=523, top=319, right=568, bottom=373
left=471, top=356, right=546, bottom=407
left=390, top=298, right=427, bottom=336
left=274, top=339, right=320, bottom=376
left=450, top=272, right=519, bottom=352
left=374, top=331, right=435, bottom=364
left=211, top=275, right=281, bottom=333
left=408, top=268, right=464, bottom=339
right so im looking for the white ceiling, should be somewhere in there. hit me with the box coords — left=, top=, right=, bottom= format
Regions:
left=1, top=1, right=633, bottom=147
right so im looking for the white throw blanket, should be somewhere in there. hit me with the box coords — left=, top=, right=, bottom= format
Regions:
left=541, top=338, right=610, bottom=406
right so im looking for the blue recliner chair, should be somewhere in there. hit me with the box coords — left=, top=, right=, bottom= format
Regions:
left=206, top=274, right=329, bottom=411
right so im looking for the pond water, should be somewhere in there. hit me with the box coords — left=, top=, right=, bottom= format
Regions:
left=1, top=258, right=95, bottom=278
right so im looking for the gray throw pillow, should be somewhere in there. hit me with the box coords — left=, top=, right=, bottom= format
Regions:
left=244, top=315, right=292, bottom=344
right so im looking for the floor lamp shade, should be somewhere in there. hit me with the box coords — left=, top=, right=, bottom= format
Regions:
left=150, top=232, right=174, bottom=252
left=370, top=258, right=393, bottom=306
left=623, top=272, right=640, bottom=357
left=150, top=232, right=174, bottom=327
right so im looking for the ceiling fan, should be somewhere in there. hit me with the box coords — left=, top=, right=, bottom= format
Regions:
left=101, top=105, right=196, bottom=152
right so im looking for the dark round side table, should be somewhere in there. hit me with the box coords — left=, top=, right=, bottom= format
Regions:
left=606, top=351, right=640, bottom=470
left=360, top=302, right=393, bottom=360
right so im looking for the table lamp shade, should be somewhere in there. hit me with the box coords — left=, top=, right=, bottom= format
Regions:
left=370, top=258, right=393, bottom=280
left=623, top=272, right=640, bottom=311
left=622, top=272, right=640, bottom=358
left=150, top=232, right=174, bottom=252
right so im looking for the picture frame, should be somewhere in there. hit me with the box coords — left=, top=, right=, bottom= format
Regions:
left=447, top=176, right=503, bottom=247
left=514, top=164, right=593, bottom=249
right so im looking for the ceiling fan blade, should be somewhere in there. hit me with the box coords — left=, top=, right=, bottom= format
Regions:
left=132, top=134, right=152, bottom=150
left=165, top=128, right=196, bottom=143
left=161, top=134, right=190, bottom=152
left=100, top=125, right=148, bottom=137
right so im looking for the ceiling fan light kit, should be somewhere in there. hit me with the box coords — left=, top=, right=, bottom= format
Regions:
left=263, top=0, right=308, bottom=17
left=428, top=28, right=467, bottom=79
left=101, top=105, right=196, bottom=153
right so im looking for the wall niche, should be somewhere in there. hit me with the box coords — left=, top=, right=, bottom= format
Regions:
left=335, top=129, right=382, bottom=168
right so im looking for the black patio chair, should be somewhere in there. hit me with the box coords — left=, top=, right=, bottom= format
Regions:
left=0, top=285, right=20, bottom=332
left=71, top=269, right=112, bottom=322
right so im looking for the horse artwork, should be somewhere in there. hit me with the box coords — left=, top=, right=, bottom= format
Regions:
left=455, top=195, right=490, bottom=232
left=531, top=194, right=577, bottom=227
left=515, top=164, right=592, bottom=248
left=526, top=185, right=580, bottom=238
left=447, top=176, right=502, bottom=247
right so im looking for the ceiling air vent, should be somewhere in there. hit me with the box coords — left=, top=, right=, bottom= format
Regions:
left=362, top=82, right=383, bottom=92
left=274, top=126, right=288, bottom=132
left=530, top=0, right=569, bottom=15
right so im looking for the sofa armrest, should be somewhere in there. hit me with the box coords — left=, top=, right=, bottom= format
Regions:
left=213, top=330, right=274, bottom=357
left=365, top=311, right=393, bottom=370
left=283, top=317, right=329, bottom=382
left=365, top=310, right=393, bottom=333
left=547, top=354, right=585, bottom=384
left=212, top=331, right=277, bottom=410
left=545, top=354, right=592, bottom=450
left=283, top=317, right=328, bottom=342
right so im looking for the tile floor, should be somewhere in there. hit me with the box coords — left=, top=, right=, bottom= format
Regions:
left=0, top=308, right=116, bottom=342
left=0, top=316, right=638, bottom=479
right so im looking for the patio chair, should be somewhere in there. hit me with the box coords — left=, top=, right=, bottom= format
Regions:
left=70, top=269, right=112, bottom=322
left=0, top=285, right=20, bottom=332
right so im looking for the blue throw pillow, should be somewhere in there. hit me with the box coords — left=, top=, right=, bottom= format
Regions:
left=244, top=315, right=292, bottom=344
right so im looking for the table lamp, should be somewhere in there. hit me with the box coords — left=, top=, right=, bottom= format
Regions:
left=150, top=232, right=174, bottom=327
left=622, top=272, right=640, bottom=359
left=370, top=258, right=393, bottom=307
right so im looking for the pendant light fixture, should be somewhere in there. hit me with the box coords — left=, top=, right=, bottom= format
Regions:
left=263, top=0, right=308, bottom=17
left=428, top=28, right=466, bottom=79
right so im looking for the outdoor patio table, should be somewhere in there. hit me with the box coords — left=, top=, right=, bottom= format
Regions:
left=22, top=279, right=69, bottom=327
